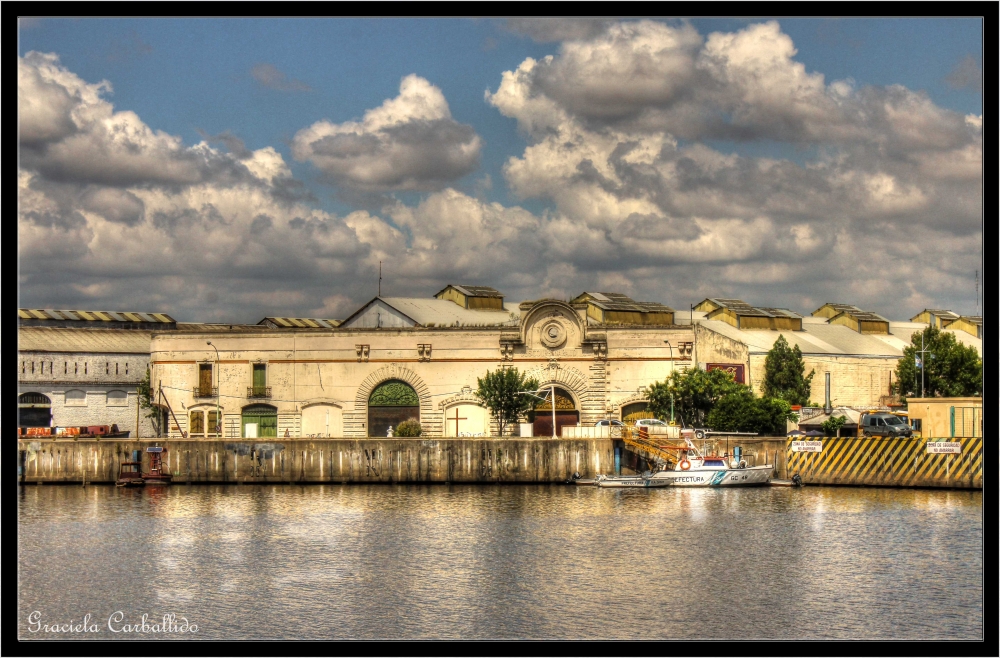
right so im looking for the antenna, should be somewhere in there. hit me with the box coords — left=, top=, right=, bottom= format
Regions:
left=379, top=261, right=382, bottom=297
left=975, top=268, right=979, bottom=317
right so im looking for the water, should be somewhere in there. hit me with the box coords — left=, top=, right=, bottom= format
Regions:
left=18, top=484, right=983, bottom=640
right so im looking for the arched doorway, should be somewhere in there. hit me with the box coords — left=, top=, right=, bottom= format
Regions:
left=242, top=404, right=277, bottom=438
left=302, top=403, right=343, bottom=437
left=621, top=402, right=652, bottom=423
left=532, top=387, right=578, bottom=438
left=19, top=393, right=52, bottom=427
left=368, top=380, right=419, bottom=437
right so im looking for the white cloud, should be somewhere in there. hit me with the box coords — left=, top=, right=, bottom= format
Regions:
left=291, top=74, right=482, bottom=191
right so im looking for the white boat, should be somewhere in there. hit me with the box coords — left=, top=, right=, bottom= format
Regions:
left=649, top=438, right=772, bottom=487
left=594, top=474, right=672, bottom=488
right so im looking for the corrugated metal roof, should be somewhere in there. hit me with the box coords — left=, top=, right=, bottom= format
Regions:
left=258, top=317, right=341, bottom=328
left=634, top=301, right=675, bottom=313
left=378, top=297, right=520, bottom=326
left=451, top=285, right=503, bottom=298
left=700, top=319, right=906, bottom=356
left=799, top=408, right=862, bottom=427
left=18, top=327, right=152, bottom=354
left=757, top=307, right=802, bottom=319
left=837, top=310, right=888, bottom=323
left=18, top=309, right=175, bottom=323
left=812, top=303, right=863, bottom=316
left=576, top=292, right=674, bottom=313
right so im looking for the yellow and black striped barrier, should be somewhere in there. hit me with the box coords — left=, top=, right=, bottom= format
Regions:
left=786, top=437, right=982, bottom=489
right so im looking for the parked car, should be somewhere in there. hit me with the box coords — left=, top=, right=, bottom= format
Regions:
left=859, top=412, right=913, bottom=438
left=634, top=418, right=668, bottom=428
left=595, top=419, right=625, bottom=427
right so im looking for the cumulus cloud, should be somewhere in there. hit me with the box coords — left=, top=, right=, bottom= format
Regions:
left=16, top=55, right=536, bottom=322
left=291, top=74, right=482, bottom=191
left=945, top=55, right=982, bottom=92
left=503, top=18, right=614, bottom=43
left=484, top=20, right=982, bottom=318
left=251, top=63, right=311, bottom=92
left=17, top=23, right=983, bottom=324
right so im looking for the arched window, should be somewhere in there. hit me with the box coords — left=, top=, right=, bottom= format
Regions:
left=19, top=393, right=52, bottom=428
left=107, top=390, right=128, bottom=406
left=65, top=390, right=87, bottom=406
left=622, top=402, right=652, bottom=423
left=531, top=386, right=579, bottom=438
left=368, top=380, right=419, bottom=437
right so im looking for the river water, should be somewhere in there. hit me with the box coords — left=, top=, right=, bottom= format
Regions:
left=18, top=484, right=982, bottom=640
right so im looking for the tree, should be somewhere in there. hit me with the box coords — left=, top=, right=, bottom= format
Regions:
left=762, top=335, right=815, bottom=406
left=820, top=415, right=848, bottom=437
left=647, top=367, right=742, bottom=427
left=395, top=419, right=422, bottom=437
left=894, top=326, right=983, bottom=400
left=475, top=368, right=540, bottom=437
left=706, top=389, right=797, bottom=436
left=136, top=367, right=162, bottom=434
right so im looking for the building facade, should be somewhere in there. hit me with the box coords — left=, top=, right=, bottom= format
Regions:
left=150, top=292, right=694, bottom=439
left=690, top=300, right=983, bottom=409
left=17, top=327, right=160, bottom=436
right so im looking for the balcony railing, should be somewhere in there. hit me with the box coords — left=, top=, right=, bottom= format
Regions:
left=247, top=386, right=271, bottom=399
left=194, top=386, right=218, bottom=398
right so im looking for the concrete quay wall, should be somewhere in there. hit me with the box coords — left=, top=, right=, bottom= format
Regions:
left=785, top=436, right=983, bottom=489
left=16, top=437, right=616, bottom=484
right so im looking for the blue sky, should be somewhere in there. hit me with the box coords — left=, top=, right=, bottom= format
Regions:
left=18, top=18, right=983, bottom=322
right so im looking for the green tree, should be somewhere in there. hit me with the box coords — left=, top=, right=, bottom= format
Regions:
left=647, top=367, right=741, bottom=427
left=475, top=368, right=540, bottom=437
left=706, top=389, right=797, bottom=436
left=136, top=367, right=162, bottom=434
left=894, top=326, right=983, bottom=400
left=762, top=335, right=815, bottom=406
left=820, top=415, right=848, bottom=437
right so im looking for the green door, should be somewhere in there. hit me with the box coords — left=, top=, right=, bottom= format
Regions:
left=242, top=404, right=278, bottom=438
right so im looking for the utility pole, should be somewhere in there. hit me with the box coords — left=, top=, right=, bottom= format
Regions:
left=378, top=261, right=382, bottom=297
left=551, top=384, right=557, bottom=439
left=207, top=341, right=221, bottom=436
left=915, top=331, right=930, bottom=399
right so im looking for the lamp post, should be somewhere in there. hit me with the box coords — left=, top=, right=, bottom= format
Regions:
left=915, top=331, right=931, bottom=399
left=207, top=341, right=221, bottom=436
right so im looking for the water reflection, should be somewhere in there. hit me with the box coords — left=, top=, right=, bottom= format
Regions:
left=18, top=485, right=982, bottom=640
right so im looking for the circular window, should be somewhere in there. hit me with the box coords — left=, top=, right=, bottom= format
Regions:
left=539, top=320, right=567, bottom=348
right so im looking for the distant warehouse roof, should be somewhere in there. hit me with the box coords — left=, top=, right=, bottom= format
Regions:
left=18, top=309, right=176, bottom=330
left=18, top=327, right=153, bottom=354
left=340, top=297, right=520, bottom=328
left=258, top=317, right=341, bottom=329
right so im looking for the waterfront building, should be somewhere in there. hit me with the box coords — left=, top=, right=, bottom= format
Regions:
left=149, top=287, right=692, bottom=438
left=906, top=397, right=983, bottom=438
left=689, top=300, right=982, bottom=409
left=16, top=310, right=177, bottom=436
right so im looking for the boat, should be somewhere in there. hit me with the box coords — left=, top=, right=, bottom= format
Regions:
left=115, top=460, right=145, bottom=487
left=142, top=446, right=172, bottom=485
left=648, top=437, right=773, bottom=487
left=595, top=473, right=672, bottom=488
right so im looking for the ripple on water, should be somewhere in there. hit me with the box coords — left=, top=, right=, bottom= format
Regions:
left=17, top=484, right=983, bottom=640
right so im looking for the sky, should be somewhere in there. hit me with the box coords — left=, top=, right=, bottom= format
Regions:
left=18, top=18, right=983, bottom=324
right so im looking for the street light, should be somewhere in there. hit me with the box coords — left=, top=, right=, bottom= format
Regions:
left=207, top=341, right=221, bottom=436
